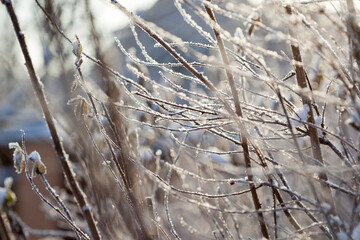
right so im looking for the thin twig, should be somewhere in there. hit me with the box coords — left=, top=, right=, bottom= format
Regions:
left=203, top=0, right=269, bottom=236
left=0, top=211, right=12, bottom=240
left=286, top=4, right=339, bottom=237
left=1, top=1, right=102, bottom=239
left=19, top=131, right=89, bottom=240
left=40, top=175, right=80, bottom=240
left=8, top=211, right=76, bottom=239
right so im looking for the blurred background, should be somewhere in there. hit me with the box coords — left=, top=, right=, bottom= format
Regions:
left=0, top=0, right=158, bottom=237
left=0, top=0, right=359, bottom=239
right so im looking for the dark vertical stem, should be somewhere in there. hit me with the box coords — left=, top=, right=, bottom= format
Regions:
left=291, top=39, right=337, bottom=211
left=204, top=1, right=269, bottom=238
left=290, top=44, right=324, bottom=162
left=1, top=1, right=102, bottom=239
left=272, top=189, right=278, bottom=239
left=275, top=89, right=332, bottom=238
left=285, top=4, right=338, bottom=233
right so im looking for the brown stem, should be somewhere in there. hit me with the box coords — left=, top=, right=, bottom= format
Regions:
left=76, top=68, right=151, bottom=240
left=0, top=211, right=12, bottom=240
left=203, top=1, right=269, bottom=237
left=286, top=4, right=338, bottom=235
left=291, top=45, right=324, bottom=161
left=291, top=40, right=337, bottom=210
left=275, top=89, right=332, bottom=238
left=1, top=1, right=102, bottom=239
left=204, top=1, right=307, bottom=237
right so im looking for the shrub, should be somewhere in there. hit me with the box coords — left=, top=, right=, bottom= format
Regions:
left=1, top=0, right=360, bottom=239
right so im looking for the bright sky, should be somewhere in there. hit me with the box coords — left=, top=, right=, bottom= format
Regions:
left=0, top=0, right=158, bottom=70
left=91, top=0, right=159, bottom=32
left=10, top=0, right=158, bottom=32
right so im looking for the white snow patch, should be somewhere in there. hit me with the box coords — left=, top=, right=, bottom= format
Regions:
left=291, top=104, right=310, bottom=126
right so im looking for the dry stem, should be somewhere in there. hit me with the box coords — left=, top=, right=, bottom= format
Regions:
left=1, top=1, right=102, bottom=239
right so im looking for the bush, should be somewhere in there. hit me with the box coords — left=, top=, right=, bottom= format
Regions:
left=1, top=0, right=360, bottom=239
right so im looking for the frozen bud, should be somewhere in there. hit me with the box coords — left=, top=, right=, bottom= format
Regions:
left=72, top=35, right=83, bottom=67
left=9, top=142, right=25, bottom=174
left=0, top=187, right=16, bottom=209
left=72, top=36, right=82, bottom=57
left=29, top=151, right=47, bottom=177
left=155, top=149, right=162, bottom=156
left=4, top=177, right=13, bottom=189
left=246, top=11, right=261, bottom=38
left=0, top=177, right=16, bottom=209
